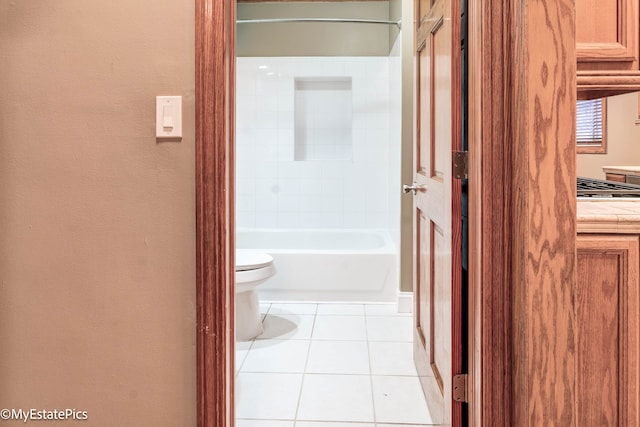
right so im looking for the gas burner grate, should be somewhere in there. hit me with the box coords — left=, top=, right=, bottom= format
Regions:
left=577, top=176, right=640, bottom=197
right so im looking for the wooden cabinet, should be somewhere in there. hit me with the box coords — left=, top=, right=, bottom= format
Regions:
left=576, top=234, right=640, bottom=425
left=605, top=172, right=627, bottom=183
left=577, top=0, right=640, bottom=99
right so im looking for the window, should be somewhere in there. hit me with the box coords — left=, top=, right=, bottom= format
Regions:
left=576, top=98, right=607, bottom=154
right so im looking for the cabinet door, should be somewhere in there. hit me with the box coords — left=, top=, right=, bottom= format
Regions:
left=577, top=0, right=638, bottom=70
left=576, top=0, right=640, bottom=99
left=606, top=173, right=627, bottom=183
left=576, top=234, right=640, bottom=426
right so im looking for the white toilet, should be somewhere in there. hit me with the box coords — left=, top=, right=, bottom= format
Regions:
left=235, top=250, right=275, bottom=341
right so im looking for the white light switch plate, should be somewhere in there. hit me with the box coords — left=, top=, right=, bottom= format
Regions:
left=156, top=96, right=182, bottom=138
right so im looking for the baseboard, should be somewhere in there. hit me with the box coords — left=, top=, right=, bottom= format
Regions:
left=397, top=291, right=413, bottom=314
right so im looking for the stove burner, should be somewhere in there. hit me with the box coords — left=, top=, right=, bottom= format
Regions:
left=577, top=176, right=640, bottom=197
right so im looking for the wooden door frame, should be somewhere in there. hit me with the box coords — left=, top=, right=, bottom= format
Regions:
left=467, top=0, right=577, bottom=425
left=195, top=0, right=578, bottom=425
left=195, top=0, right=235, bottom=426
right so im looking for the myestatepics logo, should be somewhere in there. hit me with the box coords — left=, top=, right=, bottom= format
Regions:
left=0, top=408, right=88, bottom=423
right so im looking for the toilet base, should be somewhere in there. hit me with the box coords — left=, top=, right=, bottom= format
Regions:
left=236, top=289, right=263, bottom=341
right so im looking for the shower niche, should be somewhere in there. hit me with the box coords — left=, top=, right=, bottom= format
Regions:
left=294, top=77, right=353, bottom=161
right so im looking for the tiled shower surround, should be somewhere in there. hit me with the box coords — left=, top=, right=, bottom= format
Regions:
left=236, top=56, right=401, bottom=230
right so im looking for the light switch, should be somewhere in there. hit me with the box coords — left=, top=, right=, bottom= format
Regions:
left=156, top=96, right=182, bottom=138
left=162, top=106, right=174, bottom=128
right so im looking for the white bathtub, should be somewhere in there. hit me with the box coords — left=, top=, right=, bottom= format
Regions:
left=236, top=229, right=399, bottom=302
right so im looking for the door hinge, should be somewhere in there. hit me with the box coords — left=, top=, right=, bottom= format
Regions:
left=453, top=151, right=468, bottom=180
left=453, top=374, right=468, bottom=403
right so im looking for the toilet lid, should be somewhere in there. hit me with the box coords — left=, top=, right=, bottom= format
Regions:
left=236, top=250, right=273, bottom=271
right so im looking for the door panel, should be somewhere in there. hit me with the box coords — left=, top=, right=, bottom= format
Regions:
left=417, top=209, right=430, bottom=365
left=432, top=222, right=447, bottom=392
left=432, top=17, right=450, bottom=182
left=418, top=44, right=431, bottom=175
left=413, top=0, right=462, bottom=425
left=417, top=0, right=433, bottom=29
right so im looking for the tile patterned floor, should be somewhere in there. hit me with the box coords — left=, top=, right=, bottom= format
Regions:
left=236, top=302, right=439, bottom=427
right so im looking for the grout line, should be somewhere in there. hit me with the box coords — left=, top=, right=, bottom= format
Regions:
left=236, top=338, right=256, bottom=373
left=292, top=311, right=317, bottom=423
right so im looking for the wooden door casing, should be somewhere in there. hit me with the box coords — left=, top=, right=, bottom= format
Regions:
left=467, top=0, right=577, bottom=425
left=195, top=0, right=236, bottom=426
left=413, top=0, right=462, bottom=425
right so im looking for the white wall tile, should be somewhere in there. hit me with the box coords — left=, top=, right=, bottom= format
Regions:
left=343, top=213, right=365, bottom=228
left=277, top=143, right=295, bottom=161
left=366, top=212, right=387, bottom=228
left=321, top=162, right=348, bottom=180
left=236, top=211, right=256, bottom=228
left=236, top=195, right=255, bottom=212
left=236, top=179, right=255, bottom=196
left=278, top=195, right=299, bottom=212
left=255, top=195, right=278, bottom=213
left=277, top=129, right=294, bottom=144
left=236, top=159, right=257, bottom=179
left=277, top=213, right=300, bottom=228
left=236, top=56, right=400, bottom=231
left=298, top=213, right=324, bottom=228
left=322, top=212, right=344, bottom=228
left=236, top=80, right=256, bottom=96
left=254, top=162, right=278, bottom=179
left=300, top=179, right=324, bottom=196
left=276, top=179, right=301, bottom=195
left=277, top=110, right=294, bottom=129
left=254, top=143, right=278, bottom=162
left=322, top=179, right=345, bottom=196
left=297, top=195, right=323, bottom=213
left=254, top=110, right=279, bottom=129
left=321, top=195, right=343, bottom=213
left=255, top=213, right=278, bottom=228
left=255, top=179, right=277, bottom=196
left=255, top=95, right=279, bottom=112
left=343, top=191, right=366, bottom=214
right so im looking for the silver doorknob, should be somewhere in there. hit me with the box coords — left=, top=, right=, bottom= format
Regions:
left=403, top=182, right=419, bottom=195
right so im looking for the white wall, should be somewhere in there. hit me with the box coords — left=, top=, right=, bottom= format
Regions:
left=0, top=1, right=195, bottom=424
left=236, top=57, right=400, bottom=230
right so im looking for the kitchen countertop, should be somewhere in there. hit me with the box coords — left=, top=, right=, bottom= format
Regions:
left=602, top=166, right=640, bottom=177
left=578, top=199, right=640, bottom=233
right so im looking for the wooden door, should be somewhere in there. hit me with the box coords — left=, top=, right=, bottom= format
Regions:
left=413, top=0, right=462, bottom=425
